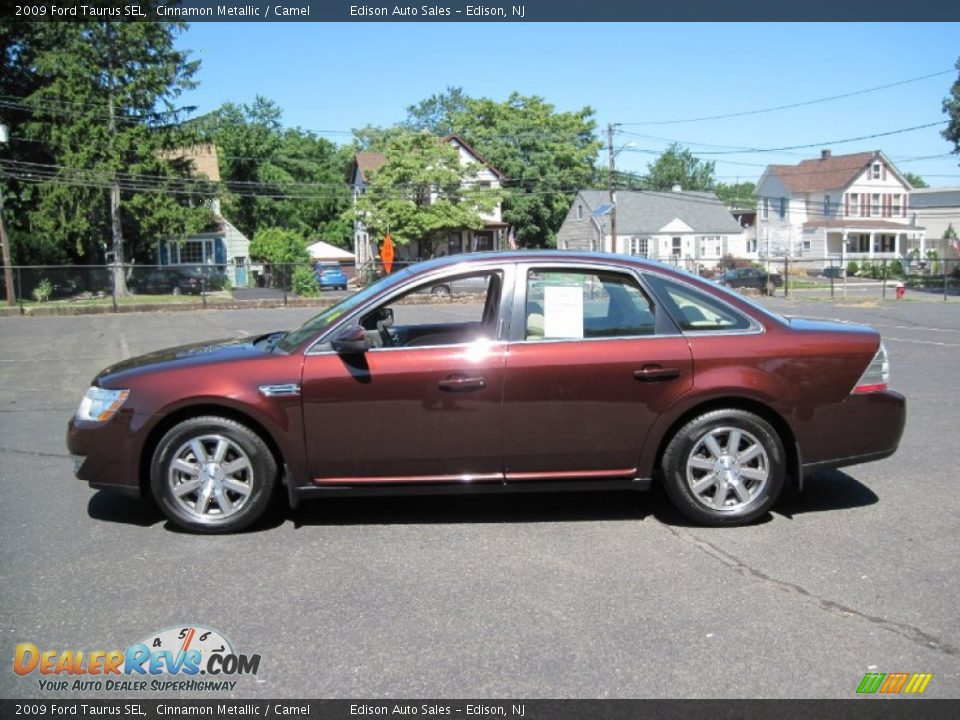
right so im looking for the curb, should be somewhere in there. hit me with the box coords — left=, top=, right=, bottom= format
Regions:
left=0, top=298, right=337, bottom=318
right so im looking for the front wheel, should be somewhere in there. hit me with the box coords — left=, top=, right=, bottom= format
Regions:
left=431, top=285, right=451, bottom=297
left=150, top=416, right=278, bottom=533
left=660, top=409, right=785, bottom=526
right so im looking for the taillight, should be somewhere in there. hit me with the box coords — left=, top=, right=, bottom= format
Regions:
left=852, top=343, right=889, bottom=394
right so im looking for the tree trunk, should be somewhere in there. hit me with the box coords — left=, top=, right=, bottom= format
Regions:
left=106, top=32, right=127, bottom=297
left=110, top=179, right=127, bottom=296
left=0, top=187, right=15, bottom=305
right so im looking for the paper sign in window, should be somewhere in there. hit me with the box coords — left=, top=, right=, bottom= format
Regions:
left=543, top=285, right=584, bottom=339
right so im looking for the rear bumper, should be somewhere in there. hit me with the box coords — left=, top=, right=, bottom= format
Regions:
left=797, top=389, right=906, bottom=471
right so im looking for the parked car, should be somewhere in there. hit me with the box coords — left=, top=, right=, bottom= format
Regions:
left=721, top=267, right=783, bottom=295
left=128, top=266, right=225, bottom=296
left=314, top=263, right=348, bottom=291
left=68, top=251, right=905, bottom=533
left=423, top=274, right=490, bottom=296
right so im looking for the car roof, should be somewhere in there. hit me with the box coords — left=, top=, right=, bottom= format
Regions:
left=404, top=250, right=685, bottom=279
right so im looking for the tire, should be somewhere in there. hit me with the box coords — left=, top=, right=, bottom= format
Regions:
left=150, top=416, right=278, bottom=533
left=171, top=286, right=182, bottom=296
left=431, top=285, right=451, bottom=297
left=660, top=409, right=785, bottom=526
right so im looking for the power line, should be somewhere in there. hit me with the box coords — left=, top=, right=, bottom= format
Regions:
left=617, top=68, right=955, bottom=126
left=619, top=121, right=948, bottom=156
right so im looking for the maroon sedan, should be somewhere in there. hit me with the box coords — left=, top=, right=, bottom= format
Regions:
left=67, top=252, right=905, bottom=533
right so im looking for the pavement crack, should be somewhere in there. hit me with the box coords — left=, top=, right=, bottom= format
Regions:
left=666, top=525, right=958, bottom=657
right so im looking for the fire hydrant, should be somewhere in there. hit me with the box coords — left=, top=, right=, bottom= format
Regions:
left=895, top=282, right=905, bottom=300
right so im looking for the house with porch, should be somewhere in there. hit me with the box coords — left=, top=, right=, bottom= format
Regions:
left=755, top=149, right=925, bottom=268
left=350, top=134, right=507, bottom=268
left=556, top=187, right=746, bottom=270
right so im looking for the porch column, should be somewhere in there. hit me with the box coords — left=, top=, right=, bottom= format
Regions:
left=868, top=232, right=875, bottom=260
left=920, top=234, right=926, bottom=255
left=895, top=232, right=901, bottom=259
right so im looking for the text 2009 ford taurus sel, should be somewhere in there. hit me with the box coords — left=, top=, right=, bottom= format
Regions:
left=67, top=251, right=905, bottom=533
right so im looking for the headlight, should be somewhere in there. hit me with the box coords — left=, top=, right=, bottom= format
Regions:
left=76, top=387, right=130, bottom=422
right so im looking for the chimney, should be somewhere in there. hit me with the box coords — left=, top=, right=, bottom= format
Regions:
left=671, top=184, right=682, bottom=192
left=821, top=149, right=832, bottom=161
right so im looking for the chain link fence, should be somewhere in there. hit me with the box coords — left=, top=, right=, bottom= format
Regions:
left=659, top=254, right=960, bottom=302
left=2, top=255, right=958, bottom=313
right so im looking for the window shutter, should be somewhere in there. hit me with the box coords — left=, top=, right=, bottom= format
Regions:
left=882, top=165, right=887, bottom=181
left=845, top=194, right=850, bottom=216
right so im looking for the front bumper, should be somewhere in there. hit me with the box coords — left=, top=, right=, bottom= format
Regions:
left=66, top=412, right=145, bottom=495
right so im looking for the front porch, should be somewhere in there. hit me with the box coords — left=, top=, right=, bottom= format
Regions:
left=824, top=227, right=926, bottom=264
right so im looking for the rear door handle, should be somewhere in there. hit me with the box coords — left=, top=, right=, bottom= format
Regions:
left=633, top=365, right=681, bottom=382
left=438, top=375, right=486, bottom=392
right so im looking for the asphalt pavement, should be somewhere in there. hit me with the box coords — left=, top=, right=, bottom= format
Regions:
left=0, top=298, right=958, bottom=699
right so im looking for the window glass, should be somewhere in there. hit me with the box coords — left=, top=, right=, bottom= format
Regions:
left=359, top=271, right=503, bottom=349
left=525, top=269, right=655, bottom=341
left=651, top=277, right=753, bottom=332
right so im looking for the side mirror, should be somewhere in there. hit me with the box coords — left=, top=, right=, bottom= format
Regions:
left=331, top=325, right=371, bottom=354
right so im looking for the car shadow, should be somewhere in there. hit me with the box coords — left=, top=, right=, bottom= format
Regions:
left=289, top=489, right=654, bottom=527
left=89, top=469, right=878, bottom=532
left=774, top=468, right=879, bottom=518
left=87, top=491, right=163, bottom=527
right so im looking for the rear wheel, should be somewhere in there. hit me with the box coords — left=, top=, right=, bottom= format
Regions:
left=150, top=416, right=277, bottom=533
left=661, top=409, right=785, bottom=526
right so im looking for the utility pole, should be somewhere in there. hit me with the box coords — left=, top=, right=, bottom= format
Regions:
left=607, top=123, right=617, bottom=253
left=0, top=123, right=14, bottom=306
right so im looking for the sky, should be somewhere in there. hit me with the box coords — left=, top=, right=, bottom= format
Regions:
left=174, top=22, right=960, bottom=186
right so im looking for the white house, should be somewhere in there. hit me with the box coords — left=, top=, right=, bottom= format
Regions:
left=556, top=187, right=746, bottom=270
left=154, top=144, right=256, bottom=287
left=350, top=134, right=506, bottom=267
left=755, top=149, right=925, bottom=266
left=907, top=187, right=960, bottom=245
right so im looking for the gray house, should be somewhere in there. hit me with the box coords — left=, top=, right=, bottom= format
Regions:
left=557, top=188, right=747, bottom=269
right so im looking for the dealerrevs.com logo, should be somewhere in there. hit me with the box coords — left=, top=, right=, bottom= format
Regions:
left=856, top=672, right=934, bottom=695
left=13, top=626, right=261, bottom=693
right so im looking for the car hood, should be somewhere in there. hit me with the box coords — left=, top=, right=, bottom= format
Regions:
left=95, top=335, right=276, bottom=386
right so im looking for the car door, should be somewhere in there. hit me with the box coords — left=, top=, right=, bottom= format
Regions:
left=300, top=266, right=512, bottom=484
left=501, top=263, right=693, bottom=480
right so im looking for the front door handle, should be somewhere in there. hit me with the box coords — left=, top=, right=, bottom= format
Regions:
left=438, top=375, right=486, bottom=392
left=633, top=365, right=680, bottom=382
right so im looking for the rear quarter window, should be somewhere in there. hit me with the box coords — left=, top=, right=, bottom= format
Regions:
left=645, top=275, right=754, bottom=333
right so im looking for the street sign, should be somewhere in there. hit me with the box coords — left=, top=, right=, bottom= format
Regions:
left=381, top=233, right=395, bottom=274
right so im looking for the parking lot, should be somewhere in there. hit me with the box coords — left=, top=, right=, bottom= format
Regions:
left=1, top=296, right=958, bottom=698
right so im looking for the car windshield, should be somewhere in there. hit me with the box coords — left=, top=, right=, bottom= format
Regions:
left=276, top=267, right=415, bottom=352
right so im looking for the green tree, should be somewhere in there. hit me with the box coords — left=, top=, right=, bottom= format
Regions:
left=645, top=144, right=716, bottom=191
left=9, top=19, right=210, bottom=293
left=194, top=98, right=353, bottom=245
left=403, top=86, right=470, bottom=135
left=350, top=132, right=500, bottom=251
left=447, top=93, right=602, bottom=247
left=903, top=172, right=928, bottom=189
left=714, top=181, right=757, bottom=208
left=943, top=57, right=960, bottom=161
left=249, top=226, right=310, bottom=289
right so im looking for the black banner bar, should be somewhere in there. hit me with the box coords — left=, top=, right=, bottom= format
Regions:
left=2, top=700, right=960, bottom=720
left=4, top=0, right=960, bottom=22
